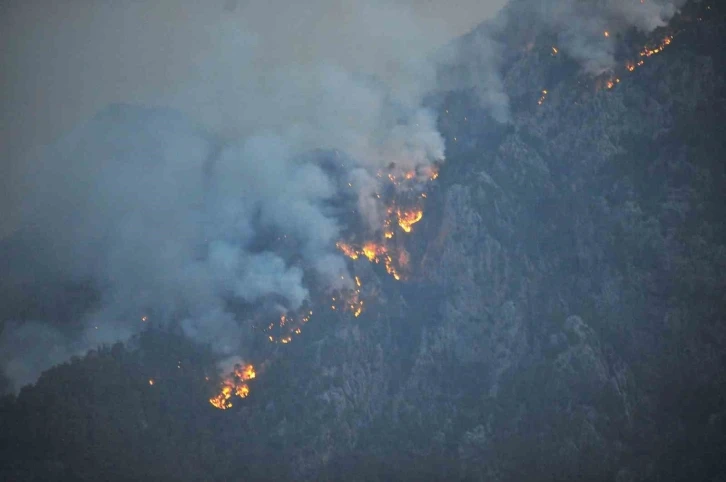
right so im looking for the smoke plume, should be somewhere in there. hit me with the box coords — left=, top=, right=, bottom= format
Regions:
left=513, top=0, right=690, bottom=73
left=0, top=0, right=506, bottom=391
left=0, top=0, right=689, bottom=391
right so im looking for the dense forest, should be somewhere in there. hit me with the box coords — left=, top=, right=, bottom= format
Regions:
left=1, top=1, right=725, bottom=480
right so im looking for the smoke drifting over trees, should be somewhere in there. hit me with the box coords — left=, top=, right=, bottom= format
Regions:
left=0, top=0, right=692, bottom=390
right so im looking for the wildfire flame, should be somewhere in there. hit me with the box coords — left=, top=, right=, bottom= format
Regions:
left=538, top=89, right=548, bottom=106
left=262, top=310, right=313, bottom=345
left=333, top=162, right=436, bottom=287
left=209, top=363, right=256, bottom=410
left=211, top=134, right=441, bottom=410
left=597, top=34, right=676, bottom=93
left=397, top=209, right=423, bottom=233
left=336, top=242, right=359, bottom=260
left=640, top=35, right=673, bottom=58
left=336, top=241, right=406, bottom=281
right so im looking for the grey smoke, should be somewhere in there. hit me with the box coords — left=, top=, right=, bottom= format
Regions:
left=1, top=104, right=354, bottom=389
left=0, top=0, right=688, bottom=391
left=525, top=0, right=689, bottom=73
left=3, top=0, right=508, bottom=391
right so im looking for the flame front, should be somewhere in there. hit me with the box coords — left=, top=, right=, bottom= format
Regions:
left=333, top=162, right=436, bottom=291
left=397, top=209, right=423, bottom=233
left=538, top=30, right=678, bottom=103
left=263, top=310, right=312, bottom=344
left=210, top=124, right=441, bottom=411
left=600, top=34, right=676, bottom=92
left=209, top=363, right=255, bottom=410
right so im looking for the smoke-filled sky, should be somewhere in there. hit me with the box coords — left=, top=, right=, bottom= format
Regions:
left=0, top=0, right=688, bottom=391
left=0, top=0, right=509, bottom=390
left=0, top=0, right=507, bottom=172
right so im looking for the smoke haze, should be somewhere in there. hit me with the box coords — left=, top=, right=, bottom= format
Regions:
left=512, top=0, right=690, bottom=73
left=0, top=0, right=508, bottom=390
left=0, top=0, right=688, bottom=391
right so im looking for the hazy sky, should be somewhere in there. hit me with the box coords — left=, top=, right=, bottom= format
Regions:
left=0, top=0, right=507, bottom=165
left=0, top=0, right=690, bottom=390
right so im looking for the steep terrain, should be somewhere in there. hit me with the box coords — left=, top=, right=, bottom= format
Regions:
left=2, top=2, right=725, bottom=481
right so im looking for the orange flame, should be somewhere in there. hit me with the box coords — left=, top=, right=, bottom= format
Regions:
left=397, top=209, right=423, bottom=233
left=336, top=242, right=359, bottom=260
left=234, top=364, right=256, bottom=381
left=639, top=35, right=674, bottom=58
left=209, top=363, right=255, bottom=410
left=264, top=309, right=314, bottom=344
left=362, top=242, right=387, bottom=262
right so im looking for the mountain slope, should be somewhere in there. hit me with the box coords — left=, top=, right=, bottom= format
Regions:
left=1, top=2, right=724, bottom=481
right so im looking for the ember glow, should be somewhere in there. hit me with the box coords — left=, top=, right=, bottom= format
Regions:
left=210, top=156, right=438, bottom=412
left=397, top=209, right=423, bottom=233
left=262, top=310, right=312, bottom=345
left=330, top=287, right=365, bottom=317
left=540, top=29, right=679, bottom=102
left=640, top=35, right=673, bottom=58
left=538, top=89, right=548, bottom=106
left=598, top=34, right=676, bottom=93
left=333, top=162, right=437, bottom=287
left=211, top=128, right=441, bottom=410
left=209, top=363, right=256, bottom=410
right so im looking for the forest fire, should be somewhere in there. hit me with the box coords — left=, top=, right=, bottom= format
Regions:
left=209, top=363, right=256, bottom=410
left=538, top=89, right=548, bottom=105
left=336, top=242, right=360, bottom=260
left=331, top=288, right=364, bottom=317
left=597, top=34, right=676, bottom=94
left=336, top=241, right=406, bottom=281
left=397, top=209, right=423, bottom=233
left=362, top=242, right=388, bottom=262
left=640, top=35, right=673, bottom=58
left=210, top=149, right=440, bottom=410
left=263, top=310, right=312, bottom=344
left=333, top=162, right=437, bottom=286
